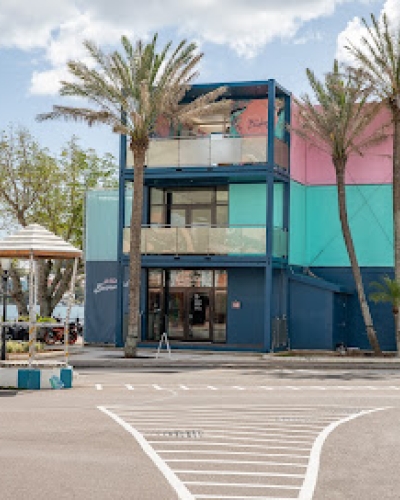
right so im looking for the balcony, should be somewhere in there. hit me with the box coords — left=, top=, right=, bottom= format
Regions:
left=126, top=135, right=289, bottom=170
left=123, top=225, right=288, bottom=258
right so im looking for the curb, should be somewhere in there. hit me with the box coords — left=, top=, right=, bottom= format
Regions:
left=69, top=358, right=400, bottom=370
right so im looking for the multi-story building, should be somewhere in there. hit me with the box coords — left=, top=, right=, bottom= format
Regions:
left=84, top=80, right=396, bottom=352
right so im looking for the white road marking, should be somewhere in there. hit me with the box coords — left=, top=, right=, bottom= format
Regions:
left=125, top=384, right=134, bottom=391
left=175, top=470, right=305, bottom=479
left=184, top=481, right=300, bottom=490
left=180, top=385, right=189, bottom=390
left=100, top=403, right=390, bottom=500
left=231, top=386, right=245, bottom=390
left=207, top=386, right=217, bottom=390
left=298, top=407, right=389, bottom=500
left=194, top=496, right=296, bottom=499
left=153, top=384, right=163, bottom=390
left=148, top=441, right=311, bottom=451
left=166, top=458, right=307, bottom=467
left=98, top=406, right=194, bottom=500
left=95, top=384, right=103, bottom=391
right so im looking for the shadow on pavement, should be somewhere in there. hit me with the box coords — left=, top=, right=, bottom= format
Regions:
left=0, top=390, right=18, bottom=397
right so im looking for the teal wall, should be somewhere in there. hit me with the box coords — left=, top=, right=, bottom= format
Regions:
left=289, top=181, right=307, bottom=266
left=229, top=183, right=284, bottom=227
left=86, top=190, right=119, bottom=262
left=289, top=183, right=393, bottom=267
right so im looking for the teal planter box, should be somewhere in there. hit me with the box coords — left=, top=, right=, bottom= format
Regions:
left=18, top=369, right=41, bottom=390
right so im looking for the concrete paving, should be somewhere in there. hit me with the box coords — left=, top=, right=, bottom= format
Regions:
left=63, top=345, right=400, bottom=370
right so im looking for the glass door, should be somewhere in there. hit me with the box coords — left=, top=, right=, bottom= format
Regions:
left=187, top=290, right=211, bottom=341
left=168, top=290, right=185, bottom=339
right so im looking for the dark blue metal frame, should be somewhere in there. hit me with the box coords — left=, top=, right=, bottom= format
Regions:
left=116, top=79, right=292, bottom=351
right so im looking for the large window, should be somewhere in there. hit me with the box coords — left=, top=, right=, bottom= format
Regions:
left=149, top=187, right=228, bottom=227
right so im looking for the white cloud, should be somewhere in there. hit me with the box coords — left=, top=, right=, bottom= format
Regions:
left=336, top=0, right=400, bottom=65
left=0, top=0, right=372, bottom=95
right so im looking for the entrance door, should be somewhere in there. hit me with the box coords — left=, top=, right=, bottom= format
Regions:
left=187, top=290, right=211, bottom=341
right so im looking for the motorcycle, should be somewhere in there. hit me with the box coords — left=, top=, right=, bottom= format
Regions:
left=42, top=320, right=79, bottom=345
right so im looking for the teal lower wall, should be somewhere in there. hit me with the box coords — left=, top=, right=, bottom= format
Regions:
left=289, top=182, right=393, bottom=267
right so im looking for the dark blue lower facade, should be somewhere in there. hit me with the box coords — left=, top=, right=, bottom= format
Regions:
left=84, top=261, right=396, bottom=351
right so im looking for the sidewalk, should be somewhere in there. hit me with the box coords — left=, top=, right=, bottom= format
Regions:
left=60, top=345, right=400, bottom=370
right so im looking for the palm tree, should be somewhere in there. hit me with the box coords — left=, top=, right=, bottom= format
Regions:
left=294, top=60, right=387, bottom=355
left=346, top=14, right=400, bottom=286
left=38, top=35, right=230, bottom=357
left=370, top=275, right=400, bottom=354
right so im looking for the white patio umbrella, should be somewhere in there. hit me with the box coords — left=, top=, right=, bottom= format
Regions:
left=0, top=224, right=82, bottom=366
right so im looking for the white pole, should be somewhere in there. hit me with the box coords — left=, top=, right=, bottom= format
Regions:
left=28, top=253, right=35, bottom=368
left=64, top=257, right=78, bottom=366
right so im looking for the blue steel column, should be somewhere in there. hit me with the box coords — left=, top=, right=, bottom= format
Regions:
left=115, top=132, right=127, bottom=347
left=283, top=93, right=292, bottom=347
left=264, top=80, right=276, bottom=352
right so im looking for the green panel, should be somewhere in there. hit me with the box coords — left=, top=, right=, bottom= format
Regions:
left=85, top=190, right=119, bottom=262
left=228, top=183, right=283, bottom=227
left=289, top=181, right=307, bottom=266
left=273, top=183, right=284, bottom=228
left=229, top=184, right=266, bottom=226
left=306, top=185, right=393, bottom=267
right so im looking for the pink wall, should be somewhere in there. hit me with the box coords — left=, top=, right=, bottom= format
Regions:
left=291, top=105, right=393, bottom=185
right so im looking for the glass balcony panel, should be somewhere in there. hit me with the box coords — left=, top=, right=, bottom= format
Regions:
left=210, top=136, right=242, bottom=165
left=144, top=227, right=177, bottom=254
left=147, top=139, right=179, bottom=167
left=208, top=227, right=229, bottom=254
left=241, top=136, right=267, bottom=163
left=272, top=227, right=288, bottom=258
left=129, top=226, right=269, bottom=255
left=179, top=137, right=209, bottom=166
left=274, top=137, right=289, bottom=170
left=176, top=227, right=209, bottom=254
left=240, top=227, right=266, bottom=254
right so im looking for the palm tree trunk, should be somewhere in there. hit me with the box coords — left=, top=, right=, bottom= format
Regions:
left=335, top=165, right=382, bottom=355
left=395, top=311, right=400, bottom=357
left=392, top=113, right=400, bottom=355
left=393, top=113, right=400, bottom=283
left=125, top=145, right=145, bottom=358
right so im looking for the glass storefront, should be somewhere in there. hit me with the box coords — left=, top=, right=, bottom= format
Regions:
left=147, top=269, right=227, bottom=343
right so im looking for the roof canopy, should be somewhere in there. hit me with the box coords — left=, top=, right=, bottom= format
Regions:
left=0, top=224, right=82, bottom=259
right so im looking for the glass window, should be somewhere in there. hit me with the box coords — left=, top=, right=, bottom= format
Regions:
left=171, top=189, right=213, bottom=205
left=150, top=206, right=164, bottom=225
left=214, top=270, right=228, bottom=288
left=216, top=205, right=228, bottom=226
left=216, top=188, right=228, bottom=202
left=151, top=188, right=164, bottom=205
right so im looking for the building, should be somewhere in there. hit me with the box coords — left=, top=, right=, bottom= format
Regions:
left=84, top=80, right=396, bottom=352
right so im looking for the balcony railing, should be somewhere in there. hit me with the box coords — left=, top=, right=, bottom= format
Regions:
left=123, top=225, right=288, bottom=258
left=126, top=135, right=272, bottom=169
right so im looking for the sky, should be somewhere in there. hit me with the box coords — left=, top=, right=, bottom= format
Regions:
left=0, top=0, right=399, bottom=160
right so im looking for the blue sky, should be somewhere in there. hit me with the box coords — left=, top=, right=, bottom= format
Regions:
left=0, top=0, right=398, bottom=159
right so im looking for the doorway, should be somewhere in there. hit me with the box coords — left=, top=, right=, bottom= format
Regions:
left=168, top=288, right=211, bottom=341
left=147, top=269, right=227, bottom=343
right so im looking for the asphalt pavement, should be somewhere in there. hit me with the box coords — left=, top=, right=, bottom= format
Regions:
left=1, top=366, right=400, bottom=499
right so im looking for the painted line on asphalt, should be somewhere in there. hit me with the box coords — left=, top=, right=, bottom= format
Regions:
left=160, top=451, right=308, bottom=459
left=298, top=406, right=390, bottom=500
left=194, top=496, right=296, bottom=499
left=165, top=458, right=308, bottom=467
left=207, top=386, right=218, bottom=390
left=98, top=406, right=194, bottom=500
left=184, top=481, right=300, bottom=490
left=153, top=384, right=163, bottom=390
left=175, top=470, right=305, bottom=479
left=180, top=385, right=189, bottom=390
left=95, top=384, right=103, bottom=391
left=125, top=384, right=134, bottom=391
left=149, top=441, right=311, bottom=451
